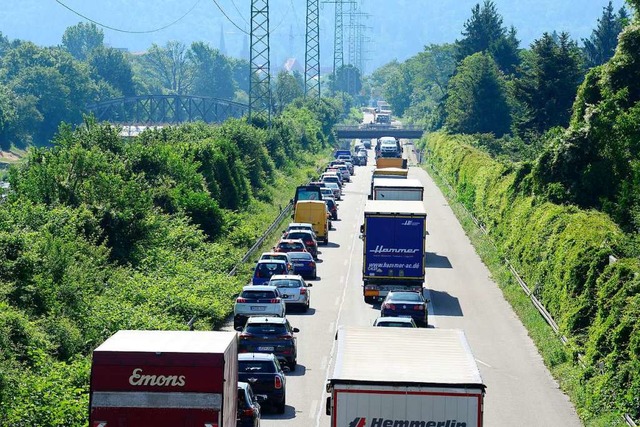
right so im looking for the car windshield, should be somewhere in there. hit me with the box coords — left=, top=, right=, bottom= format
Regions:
left=261, top=254, right=287, bottom=262
left=388, top=292, right=422, bottom=302
left=278, top=242, right=304, bottom=250
left=377, top=321, right=414, bottom=327
left=238, top=360, right=276, bottom=373
left=289, top=252, right=313, bottom=261
left=245, top=323, right=288, bottom=335
left=240, top=290, right=277, bottom=299
left=270, top=279, right=302, bottom=288
left=287, top=232, right=310, bottom=240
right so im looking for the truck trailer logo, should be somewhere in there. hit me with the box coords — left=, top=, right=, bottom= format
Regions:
left=350, top=418, right=467, bottom=427
left=371, top=245, right=420, bottom=255
left=128, top=368, right=186, bottom=387
left=401, top=220, right=421, bottom=226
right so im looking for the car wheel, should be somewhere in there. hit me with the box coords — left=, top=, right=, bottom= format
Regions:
left=289, top=358, right=297, bottom=371
left=311, top=270, right=317, bottom=280
left=303, top=301, right=309, bottom=312
left=275, top=396, right=286, bottom=414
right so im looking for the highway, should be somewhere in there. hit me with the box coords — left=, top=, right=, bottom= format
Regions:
left=233, top=141, right=583, bottom=426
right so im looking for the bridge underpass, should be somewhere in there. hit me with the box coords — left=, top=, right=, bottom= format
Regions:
left=334, top=124, right=424, bottom=139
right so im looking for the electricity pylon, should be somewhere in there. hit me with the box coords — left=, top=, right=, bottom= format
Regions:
left=305, top=0, right=320, bottom=100
left=249, top=0, right=271, bottom=123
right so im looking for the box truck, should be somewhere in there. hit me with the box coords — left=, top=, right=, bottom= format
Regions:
left=89, top=330, right=238, bottom=427
left=326, top=327, right=486, bottom=427
left=371, top=178, right=424, bottom=201
left=360, top=200, right=426, bottom=303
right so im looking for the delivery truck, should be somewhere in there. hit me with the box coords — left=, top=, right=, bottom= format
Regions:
left=89, top=330, right=238, bottom=427
left=326, top=327, right=486, bottom=427
left=360, top=200, right=427, bottom=303
left=371, top=178, right=424, bottom=201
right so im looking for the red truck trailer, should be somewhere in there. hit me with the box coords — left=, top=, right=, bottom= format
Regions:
left=89, top=330, right=238, bottom=427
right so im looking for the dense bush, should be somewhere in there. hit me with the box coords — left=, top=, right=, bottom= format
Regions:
left=419, top=131, right=639, bottom=419
left=0, top=100, right=341, bottom=424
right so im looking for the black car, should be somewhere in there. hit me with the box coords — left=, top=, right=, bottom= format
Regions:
left=323, top=197, right=338, bottom=220
left=238, top=353, right=287, bottom=414
left=237, top=381, right=264, bottom=426
left=238, top=317, right=299, bottom=370
left=380, top=291, right=428, bottom=327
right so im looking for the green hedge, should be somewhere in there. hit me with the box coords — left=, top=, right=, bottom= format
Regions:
left=420, top=131, right=640, bottom=420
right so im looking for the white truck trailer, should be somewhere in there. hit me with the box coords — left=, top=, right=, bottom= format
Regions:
left=372, top=178, right=424, bottom=201
left=326, top=327, right=485, bottom=427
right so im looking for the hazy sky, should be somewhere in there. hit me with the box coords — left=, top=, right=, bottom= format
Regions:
left=0, top=0, right=628, bottom=74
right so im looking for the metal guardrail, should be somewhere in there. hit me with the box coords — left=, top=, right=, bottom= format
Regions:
left=227, top=202, right=293, bottom=277
left=424, top=157, right=637, bottom=427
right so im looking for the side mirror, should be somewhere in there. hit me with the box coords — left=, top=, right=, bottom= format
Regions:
left=292, top=327, right=300, bottom=333
left=306, top=283, right=313, bottom=287
left=359, top=224, right=364, bottom=234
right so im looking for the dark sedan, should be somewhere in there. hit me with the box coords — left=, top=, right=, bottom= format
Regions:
left=287, top=251, right=317, bottom=279
left=380, top=291, right=428, bottom=327
left=282, top=230, right=318, bottom=259
left=237, top=381, right=264, bottom=426
left=238, top=353, right=287, bottom=414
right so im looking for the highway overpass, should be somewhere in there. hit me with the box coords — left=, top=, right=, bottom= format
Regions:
left=334, top=124, right=424, bottom=139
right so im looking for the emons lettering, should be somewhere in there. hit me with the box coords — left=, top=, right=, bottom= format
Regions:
left=128, top=368, right=186, bottom=387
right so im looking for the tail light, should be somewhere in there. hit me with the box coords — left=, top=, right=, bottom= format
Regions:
left=269, top=298, right=281, bottom=303
left=300, top=288, right=307, bottom=295
left=236, top=297, right=247, bottom=303
left=239, top=333, right=252, bottom=339
left=274, top=375, right=283, bottom=389
left=383, top=303, right=396, bottom=310
left=242, top=408, right=255, bottom=417
left=413, top=304, right=424, bottom=311
left=308, top=261, right=316, bottom=267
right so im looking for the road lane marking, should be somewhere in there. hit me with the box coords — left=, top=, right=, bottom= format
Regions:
left=320, top=356, right=328, bottom=370
left=309, top=399, right=318, bottom=418
left=476, top=358, right=492, bottom=368
left=315, top=190, right=365, bottom=427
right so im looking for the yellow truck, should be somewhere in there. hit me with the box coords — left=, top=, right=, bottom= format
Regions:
left=294, top=200, right=329, bottom=244
left=376, top=157, right=407, bottom=169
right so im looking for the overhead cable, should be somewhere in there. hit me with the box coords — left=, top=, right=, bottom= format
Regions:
left=54, top=0, right=203, bottom=34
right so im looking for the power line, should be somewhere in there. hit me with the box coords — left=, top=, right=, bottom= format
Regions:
left=54, top=0, right=203, bottom=34
left=211, top=0, right=250, bottom=36
left=229, top=0, right=249, bottom=25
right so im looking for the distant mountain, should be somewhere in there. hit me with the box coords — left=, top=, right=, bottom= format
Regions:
left=0, top=0, right=626, bottom=74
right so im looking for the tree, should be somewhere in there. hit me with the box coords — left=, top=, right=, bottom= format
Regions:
left=456, top=1, right=520, bottom=74
left=445, top=52, right=511, bottom=137
left=61, top=22, right=104, bottom=61
left=88, top=47, right=136, bottom=97
left=273, top=71, right=303, bottom=113
left=582, top=1, right=629, bottom=68
left=188, top=42, right=235, bottom=100
left=513, top=32, right=584, bottom=135
left=332, top=65, right=362, bottom=97
left=144, top=41, right=193, bottom=95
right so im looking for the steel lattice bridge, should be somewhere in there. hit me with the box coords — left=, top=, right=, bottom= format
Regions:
left=334, top=124, right=425, bottom=139
left=86, top=95, right=249, bottom=125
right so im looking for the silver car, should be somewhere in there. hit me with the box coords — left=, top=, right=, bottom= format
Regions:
left=233, top=285, right=286, bottom=329
left=323, top=182, right=341, bottom=200
left=268, top=275, right=312, bottom=312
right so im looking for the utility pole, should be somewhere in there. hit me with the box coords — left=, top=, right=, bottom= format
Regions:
left=249, top=0, right=271, bottom=123
left=323, top=0, right=355, bottom=94
left=305, top=0, right=320, bottom=100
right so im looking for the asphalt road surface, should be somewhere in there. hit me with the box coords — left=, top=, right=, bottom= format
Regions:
left=231, top=144, right=582, bottom=427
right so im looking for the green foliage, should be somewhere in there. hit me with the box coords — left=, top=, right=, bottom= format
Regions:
left=422, top=131, right=640, bottom=420
left=582, top=2, right=629, bottom=68
left=273, top=70, right=303, bottom=113
left=445, top=52, right=511, bottom=136
left=61, top=22, right=104, bottom=61
left=456, top=1, right=521, bottom=74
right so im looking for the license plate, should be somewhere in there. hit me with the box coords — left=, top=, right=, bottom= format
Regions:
left=250, top=306, right=266, bottom=311
left=258, top=346, right=274, bottom=351
left=293, top=263, right=304, bottom=267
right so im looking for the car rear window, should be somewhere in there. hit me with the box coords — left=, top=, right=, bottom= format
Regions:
left=288, top=252, right=313, bottom=260
left=278, top=242, right=304, bottom=250
left=245, top=323, right=288, bottom=335
left=389, top=292, right=422, bottom=302
left=241, top=290, right=278, bottom=299
left=287, top=232, right=310, bottom=240
left=270, top=279, right=302, bottom=288
left=238, top=360, right=276, bottom=373
left=377, top=321, right=414, bottom=328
